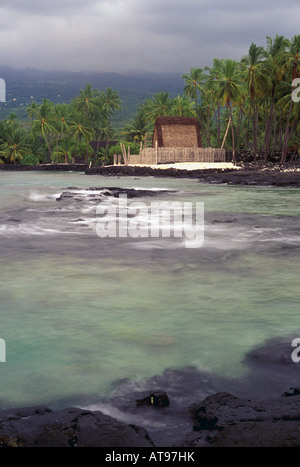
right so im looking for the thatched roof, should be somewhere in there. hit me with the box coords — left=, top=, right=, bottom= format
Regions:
left=153, top=117, right=202, bottom=148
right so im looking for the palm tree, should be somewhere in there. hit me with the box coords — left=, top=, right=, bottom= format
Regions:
left=279, top=35, right=300, bottom=80
left=143, top=92, right=174, bottom=124
left=101, top=88, right=121, bottom=165
left=56, top=139, right=73, bottom=164
left=26, top=102, right=39, bottom=121
left=241, top=43, right=270, bottom=160
left=182, top=67, right=206, bottom=113
left=72, top=83, right=100, bottom=121
left=69, top=121, right=92, bottom=163
left=263, top=35, right=290, bottom=158
left=205, top=59, right=226, bottom=146
left=0, top=128, right=28, bottom=164
left=171, top=95, right=197, bottom=118
left=31, top=99, right=57, bottom=163
left=276, top=80, right=299, bottom=162
left=277, top=35, right=300, bottom=162
left=122, top=108, right=152, bottom=144
left=213, top=59, right=243, bottom=162
left=53, top=103, right=73, bottom=163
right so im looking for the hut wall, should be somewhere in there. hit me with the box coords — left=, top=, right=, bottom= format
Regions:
left=160, top=124, right=198, bottom=148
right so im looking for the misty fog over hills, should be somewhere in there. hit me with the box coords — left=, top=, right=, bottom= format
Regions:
left=0, top=66, right=184, bottom=125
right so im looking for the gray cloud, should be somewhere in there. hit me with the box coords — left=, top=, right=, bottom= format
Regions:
left=0, top=0, right=299, bottom=73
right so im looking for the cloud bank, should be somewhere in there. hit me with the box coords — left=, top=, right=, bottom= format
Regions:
left=0, top=0, right=299, bottom=73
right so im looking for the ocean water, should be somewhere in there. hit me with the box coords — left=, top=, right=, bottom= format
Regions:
left=0, top=170, right=299, bottom=443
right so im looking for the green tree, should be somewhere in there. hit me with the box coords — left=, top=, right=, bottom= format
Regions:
left=0, top=128, right=28, bottom=164
left=263, top=35, right=290, bottom=158
left=182, top=67, right=206, bottom=111
left=26, top=102, right=39, bottom=121
left=143, top=92, right=174, bottom=124
left=101, top=87, right=121, bottom=165
left=205, top=59, right=226, bottom=146
left=241, top=43, right=270, bottom=159
left=53, top=103, right=73, bottom=163
left=72, top=83, right=100, bottom=121
left=278, top=35, right=300, bottom=162
left=69, top=121, right=92, bottom=163
left=31, top=99, right=57, bottom=163
left=279, top=35, right=300, bottom=80
left=171, top=95, right=197, bottom=118
left=213, top=59, right=243, bottom=162
left=122, top=108, right=152, bottom=144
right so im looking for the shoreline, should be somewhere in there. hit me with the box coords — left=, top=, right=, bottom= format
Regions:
left=1, top=162, right=300, bottom=187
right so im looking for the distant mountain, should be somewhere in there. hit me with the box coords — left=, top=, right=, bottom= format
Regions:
left=0, top=66, right=185, bottom=126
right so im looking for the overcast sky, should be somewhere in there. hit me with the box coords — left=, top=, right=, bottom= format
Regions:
left=0, top=0, right=299, bottom=74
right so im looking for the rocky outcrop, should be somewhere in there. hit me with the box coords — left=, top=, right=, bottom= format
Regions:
left=3, top=390, right=300, bottom=447
left=0, top=406, right=154, bottom=447
left=136, top=391, right=170, bottom=408
left=55, top=186, right=173, bottom=203
left=184, top=391, right=300, bottom=447
left=1, top=162, right=300, bottom=187
left=84, top=163, right=300, bottom=187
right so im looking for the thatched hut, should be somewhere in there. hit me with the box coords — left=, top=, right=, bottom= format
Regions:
left=152, top=116, right=202, bottom=148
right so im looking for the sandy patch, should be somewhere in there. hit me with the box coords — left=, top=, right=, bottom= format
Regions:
left=127, top=162, right=241, bottom=171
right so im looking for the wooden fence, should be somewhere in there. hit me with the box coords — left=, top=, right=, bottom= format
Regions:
left=114, top=147, right=225, bottom=166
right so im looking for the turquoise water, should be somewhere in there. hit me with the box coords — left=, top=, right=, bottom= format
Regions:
left=0, top=171, right=299, bottom=409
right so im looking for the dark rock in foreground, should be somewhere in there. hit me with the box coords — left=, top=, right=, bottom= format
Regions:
left=56, top=186, right=174, bottom=203
left=0, top=406, right=154, bottom=447
left=136, top=390, right=170, bottom=408
left=185, top=391, right=300, bottom=447
left=3, top=390, right=300, bottom=447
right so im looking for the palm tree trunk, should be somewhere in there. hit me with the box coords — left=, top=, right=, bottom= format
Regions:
left=217, top=104, right=221, bottom=146
left=264, top=100, right=274, bottom=161
left=252, top=97, right=257, bottom=161
left=103, top=112, right=111, bottom=167
left=281, top=97, right=294, bottom=163
left=229, top=102, right=236, bottom=164
left=206, top=105, right=211, bottom=146
left=273, top=111, right=278, bottom=152
left=43, top=131, right=53, bottom=164
left=236, top=104, right=244, bottom=149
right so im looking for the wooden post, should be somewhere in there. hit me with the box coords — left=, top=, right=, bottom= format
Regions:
left=121, top=143, right=127, bottom=165
left=220, top=117, right=231, bottom=153
left=127, top=145, right=130, bottom=165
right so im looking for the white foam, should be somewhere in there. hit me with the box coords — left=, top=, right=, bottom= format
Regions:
left=0, top=223, right=85, bottom=236
left=29, top=191, right=62, bottom=202
left=81, top=403, right=167, bottom=429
